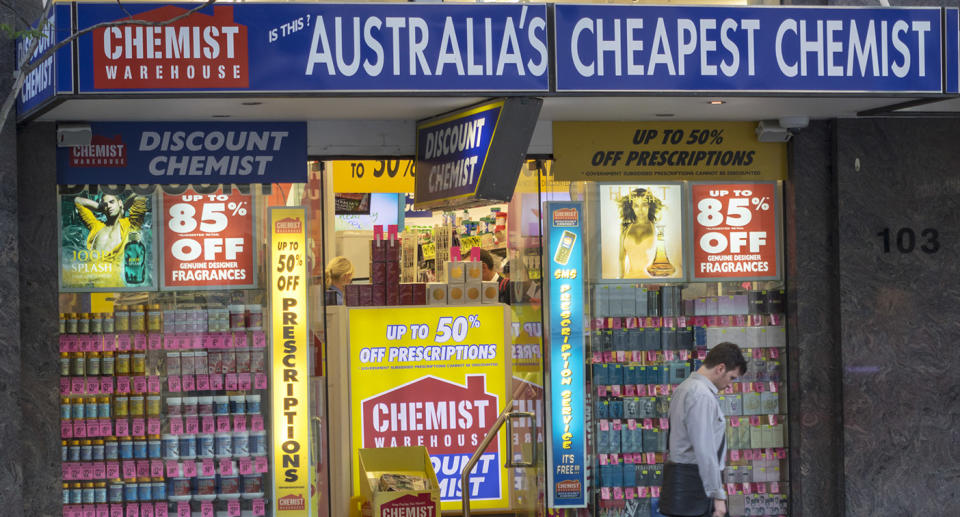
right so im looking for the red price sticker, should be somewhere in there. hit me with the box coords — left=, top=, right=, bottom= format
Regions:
left=60, top=378, right=71, bottom=396
left=252, top=499, right=266, bottom=517
left=166, top=461, right=179, bottom=478
left=182, top=461, right=197, bottom=478
left=217, top=416, right=231, bottom=432
left=169, top=418, right=184, bottom=435
left=219, top=458, right=233, bottom=475
left=181, top=375, right=196, bottom=392
left=255, top=456, right=268, bottom=473
left=116, top=419, right=130, bottom=436
left=151, top=460, right=164, bottom=477
left=73, top=420, right=87, bottom=438
left=85, top=377, right=100, bottom=394
left=185, top=417, right=199, bottom=434
left=200, top=502, right=214, bottom=517
left=148, top=334, right=161, bottom=350
left=137, top=460, right=150, bottom=478
left=196, top=374, right=210, bottom=391
left=86, top=420, right=100, bottom=437
left=254, top=374, right=268, bottom=390
left=167, top=376, right=181, bottom=393
left=250, top=415, right=264, bottom=432
left=84, top=505, right=96, bottom=517
left=147, top=376, right=161, bottom=393
left=227, top=501, right=241, bottom=517
left=133, top=376, right=147, bottom=393
left=252, top=332, right=266, bottom=348
left=116, top=377, right=131, bottom=394
left=233, top=415, right=247, bottom=432
left=238, top=373, right=252, bottom=391
left=154, top=503, right=167, bottom=517
left=81, top=463, right=94, bottom=480
left=122, top=461, right=137, bottom=479
left=61, top=420, right=73, bottom=438
left=94, top=462, right=106, bottom=479
left=140, top=503, right=154, bottom=517
left=224, top=374, right=238, bottom=391
left=209, top=374, right=224, bottom=391
left=164, top=336, right=177, bottom=350
left=148, top=418, right=162, bottom=435
left=72, top=377, right=86, bottom=394
left=117, top=335, right=131, bottom=351
left=203, top=335, right=216, bottom=349
left=235, top=333, right=248, bottom=349
left=106, top=461, right=120, bottom=479
left=133, top=334, right=147, bottom=351
left=201, top=416, right=215, bottom=434
left=97, top=505, right=109, bottom=517
left=103, top=336, right=117, bottom=352
left=110, top=505, right=124, bottom=517
left=131, top=419, right=146, bottom=437
left=100, top=377, right=114, bottom=394
left=201, top=458, right=215, bottom=476
left=238, top=457, right=253, bottom=475
left=162, top=189, right=256, bottom=290
left=177, top=502, right=190, bottom=517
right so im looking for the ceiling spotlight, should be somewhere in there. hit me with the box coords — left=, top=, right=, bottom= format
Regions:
left=709, top=100, right=725, bottom=105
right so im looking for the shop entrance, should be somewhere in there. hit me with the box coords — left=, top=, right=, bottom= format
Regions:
left=316, top=158, right=548, bottom=517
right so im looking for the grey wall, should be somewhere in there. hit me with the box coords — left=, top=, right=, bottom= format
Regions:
left=18, top=122, right=59, bottom=517
left=835, top=119, right=960, bottom=516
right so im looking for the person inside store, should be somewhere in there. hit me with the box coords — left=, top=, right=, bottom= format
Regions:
left=463, top=248, right=511, bottom=304
left=660, top=342, right=746, bottom=517
left=325, top=256, right=354, bottom=305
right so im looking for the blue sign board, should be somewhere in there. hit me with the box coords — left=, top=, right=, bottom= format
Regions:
left=554, top=5, right=943, bottom=93
left=946, top=8, right=959, bottom=94
left=56, top=122, right=308, bottom=185
left=74, top=3, right=548, bottom=93
left=17, top=4, right=73, bottom=118
left=544, top=201, right=587, bottom=509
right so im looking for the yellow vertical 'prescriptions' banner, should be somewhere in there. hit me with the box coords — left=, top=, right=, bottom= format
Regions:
left=269, top=207, right=311, bottom=516
left=349, top=305, right=512, bottom=512
left=553, top=121, right=787, bottom=181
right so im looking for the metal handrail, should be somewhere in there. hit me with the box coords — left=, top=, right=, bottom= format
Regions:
left=461, top=406, right=536, bottom=517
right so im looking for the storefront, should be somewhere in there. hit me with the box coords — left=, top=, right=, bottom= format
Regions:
left=12, top=2, right=959, bottom=517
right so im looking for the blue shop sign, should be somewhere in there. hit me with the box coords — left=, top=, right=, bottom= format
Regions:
left=17, top=4, right=73, bottom=118
left=74, top=3, right=549, bottom=93
left=946, top=8, right=959, bottom=93
left=554, top=5, right=943, bottom=93
left=56, top=122, right=307, bottom=185
left=544, top=201, right=587, bottom=509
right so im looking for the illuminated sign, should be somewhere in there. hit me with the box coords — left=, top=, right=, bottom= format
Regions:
left=332, top=160, right=415, bottom=194
left=348, top=306, right=512, bottom=512
left=270, top=207, right=311, bottom=516
left=544, top=201, right=586, bottom=508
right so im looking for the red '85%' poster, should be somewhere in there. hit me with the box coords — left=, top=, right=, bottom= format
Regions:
left=161, top=187, right=256, bottom=289
left=691, top=183, right=779, bottom=281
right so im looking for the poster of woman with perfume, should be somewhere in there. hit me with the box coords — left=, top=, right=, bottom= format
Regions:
left=598, top=184, right=685, bottom=281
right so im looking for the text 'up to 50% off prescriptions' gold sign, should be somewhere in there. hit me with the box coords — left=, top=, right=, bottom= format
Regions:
left=553, top=122, right=786, bottom=182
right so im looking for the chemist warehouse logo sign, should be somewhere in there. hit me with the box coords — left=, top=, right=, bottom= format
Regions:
left=56, top=122, right=307, bottom=185
left=361, top=375, right=501, bottom=502
left=554, top=5, right=942, bottom=92
left=91, top=5, right=249, bottom=89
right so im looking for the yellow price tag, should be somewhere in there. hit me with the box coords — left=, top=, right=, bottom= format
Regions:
left=331, top=160, right=415, bottom=193
left=421, top=242, right=436, bottom=261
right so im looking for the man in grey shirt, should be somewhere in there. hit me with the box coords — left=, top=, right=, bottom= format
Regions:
left=664, top=342, right=746, bottom=517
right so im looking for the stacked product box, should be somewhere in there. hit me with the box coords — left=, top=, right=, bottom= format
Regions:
left=426, top=248, right=500, bottom=306
left=589, top=285, right=790, bottom=517
left=59, top=303, right=270, bottom=517
left=345, top=226, right=429, bottom=306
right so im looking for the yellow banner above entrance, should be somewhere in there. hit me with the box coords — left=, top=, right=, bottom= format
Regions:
left=331, top=159, right=415, bottom=193
left=553, top=122, right=786, bottom=182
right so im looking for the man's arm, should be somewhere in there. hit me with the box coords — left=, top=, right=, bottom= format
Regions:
left=685, top=393, right=726, bottom=501
left=73, top=197, right=101, bottom=229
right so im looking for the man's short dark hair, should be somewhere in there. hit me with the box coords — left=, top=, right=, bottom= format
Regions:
left=463, top=248, right=495, bottom=271
left=703, top=342, right=747, bottom=375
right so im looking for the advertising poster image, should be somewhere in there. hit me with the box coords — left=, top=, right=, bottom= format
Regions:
left=598, top=184, right=684, bottom=281
left=59, top=186, right=156, bottom=291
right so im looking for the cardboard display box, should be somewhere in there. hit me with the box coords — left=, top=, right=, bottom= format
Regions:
left=359, top=446, right=441, bottom=517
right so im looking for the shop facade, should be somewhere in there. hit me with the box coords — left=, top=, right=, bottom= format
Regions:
left=3, top=2, right=960, bottom=517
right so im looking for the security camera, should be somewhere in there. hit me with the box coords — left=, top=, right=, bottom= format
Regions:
left=57, top=123, right=92, bottom=147
left=778, top=116, right=809, bottom=130
left=755, top=120, right=791, bottom=143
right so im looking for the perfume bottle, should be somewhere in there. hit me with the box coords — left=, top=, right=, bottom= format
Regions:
left=123, top=231, right=146, bottom=285
left=646, top=188, right=676, bottom=277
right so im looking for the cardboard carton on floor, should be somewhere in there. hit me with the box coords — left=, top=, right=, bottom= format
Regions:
left=359, top=446, right=441, bottom=517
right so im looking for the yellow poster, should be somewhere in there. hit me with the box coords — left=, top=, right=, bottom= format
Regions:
left=348, top=305, right=512, bottom=512
left=553, top=122, right=786, bottom=181
left=332, top=159, right=415, bottom=193
left=269, top=208, right=311, bottom=516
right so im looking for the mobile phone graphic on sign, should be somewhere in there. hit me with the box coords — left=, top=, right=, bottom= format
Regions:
left=554, top=230, right=577, bottom=265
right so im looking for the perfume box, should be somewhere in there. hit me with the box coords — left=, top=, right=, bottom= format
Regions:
left=464, top=261, right=483, bottom=283
left=447, top=283, right=466, bottom=305
left=464, top=281, right=482, bottom=304
left=370, top=262, right=386, bottom=286
left=426, top=283, right=447, bottom=305
left=372, top=283, right=386, bottom=306
left=385, top=281, right=400, bottom=306
left=345, top=284, right=360, bottom=306
left=482, top=281, right=499, bottom=304
left=370, top=240, right=387, bottom=262
left=413, top=283, right=426, bottom=305
left=358, top=284, right=373, bottom=307
left=399, top=284, right=414, bottom=305
left=446, top=261, right=465, bottom=284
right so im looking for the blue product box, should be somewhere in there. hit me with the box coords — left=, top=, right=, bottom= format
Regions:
left=610, top=364, right=624, bottom=386
left=660, top=328, right=677, bottom=350
left=677, top=327, right=694, bottom=348
left=644, top=328, right=661, bottom=350
left=597, top=398, right=609, bottom=419
left=593, top=363, right=609, bottom=386
left=694, top=326, right=707, bottom=346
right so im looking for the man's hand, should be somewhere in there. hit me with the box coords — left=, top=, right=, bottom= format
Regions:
left=713, top=498, right=727, bottom=517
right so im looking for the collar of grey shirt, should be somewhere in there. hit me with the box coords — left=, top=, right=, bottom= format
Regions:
left=689, top=372, right=718, bottom=395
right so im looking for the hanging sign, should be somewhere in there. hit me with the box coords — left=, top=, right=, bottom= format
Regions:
left=16, top=3, right=73, bottom=118
left=348, top=306, right=512, bottom=512
left=59, top=186, right=157, bottom=292
left=56, top=122, right=307, bottom=185
left=689, top=182, right=781, bottom=281
left=160, top=186, right=257, bottom=290
left=269, top=207, right=311, bottom=517
left=544, top=201, right=587, bottom=508
left=415, top=97, right=541, bottom=210
left=554, top=5, right=943, bottom=93
left=553, top=122, right=786, bottom=182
